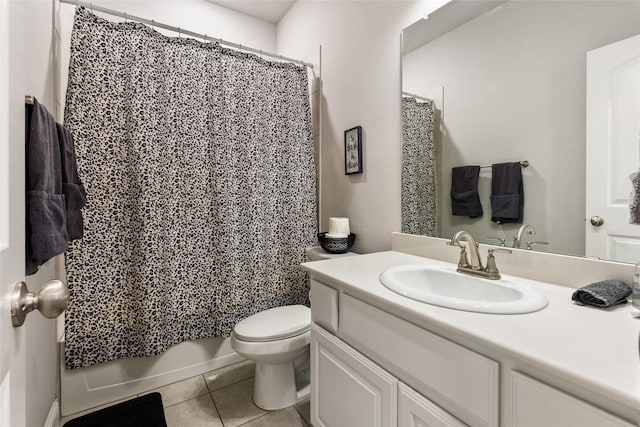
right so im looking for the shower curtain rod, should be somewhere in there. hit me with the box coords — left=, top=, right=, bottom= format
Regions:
left=402, top=91, right=431, bottom=102
left=59, top=0, right=314, bottom=68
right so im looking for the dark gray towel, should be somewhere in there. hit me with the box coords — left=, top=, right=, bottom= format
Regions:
left=451, top=166, right=483, bottom=218
left=57, top=123, right=86, bottom=240
left=571, top=280, right=631, bottom=307
left=490, top=162, right=523, bottom=224
left=25, top=98, right=69, bottom=275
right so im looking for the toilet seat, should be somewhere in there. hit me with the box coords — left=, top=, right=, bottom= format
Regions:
left=233, top=305, right=310, bottom=342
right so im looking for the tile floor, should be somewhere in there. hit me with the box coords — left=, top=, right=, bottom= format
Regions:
left=60, top=360, right=311, bottom=427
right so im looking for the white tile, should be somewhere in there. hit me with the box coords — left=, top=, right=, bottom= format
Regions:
left=164, top=394, right=223, bottom=427
left=241, top=406, right=309, bottom=427
left=144, top=375, right=209, bottom=408
left=204, top=360, right=255, bottom=392
left=211, top=378, right=267, bottom=427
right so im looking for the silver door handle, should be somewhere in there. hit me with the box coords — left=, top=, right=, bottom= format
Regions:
left=11, top=280, right=69, bottom=327
left=590, top=216, right=605, bottom=226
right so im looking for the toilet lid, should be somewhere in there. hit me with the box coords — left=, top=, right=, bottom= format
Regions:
left=234, top=305, right=311, bottom=342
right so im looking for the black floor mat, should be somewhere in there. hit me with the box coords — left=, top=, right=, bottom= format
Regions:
left=63, top=392, right=167, bottom=427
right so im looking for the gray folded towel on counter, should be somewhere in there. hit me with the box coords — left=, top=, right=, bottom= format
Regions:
left=571, top=280, right=631, bottom=307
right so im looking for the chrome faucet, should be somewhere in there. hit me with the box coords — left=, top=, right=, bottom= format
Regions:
left=513, top=224, right=535, bottom=248
left=448, top=230, right=512, bottom=279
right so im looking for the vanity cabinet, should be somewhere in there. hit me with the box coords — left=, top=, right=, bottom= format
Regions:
left=310, top=279, right=495, bottom=427
left=311, top=324, right=397, bottom=427
left=306, top=251, right=640, bottom=427
left=311, top=324, right=467, bottom=427
left=510, top=371, right=634, bottom=427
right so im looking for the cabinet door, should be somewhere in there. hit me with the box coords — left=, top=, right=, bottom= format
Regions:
left=311, top=323, right=398, bottom=427
left=340, top=293, right=499, bottom=427
left=399, top=382, right=467, bottom=427
left=511, top=371, right=634, bottom=427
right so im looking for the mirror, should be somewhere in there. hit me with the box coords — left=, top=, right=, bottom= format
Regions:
left=401, top=0, right=640, bottom=262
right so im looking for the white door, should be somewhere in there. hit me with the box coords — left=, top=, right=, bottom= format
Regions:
left=0, top=0, right=27, bottom=425
left=585, top=34, right=640, bottom=262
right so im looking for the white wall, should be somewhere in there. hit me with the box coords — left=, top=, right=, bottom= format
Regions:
left=277, top=0, right=449, bottom=254
left=402, top=1, right=640, bottom=256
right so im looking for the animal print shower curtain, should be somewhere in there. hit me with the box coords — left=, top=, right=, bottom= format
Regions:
left=401, top=97, right=437, bottom=236
left=63, top=8, right=317, bottom=369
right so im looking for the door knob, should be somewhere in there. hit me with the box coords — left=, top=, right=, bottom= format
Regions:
left=590, top=216, right=605, bottom=226
left=11, top=280, right=69, bottom=327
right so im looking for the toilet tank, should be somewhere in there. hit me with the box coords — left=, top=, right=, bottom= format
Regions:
left=305, top=246, right=358, bottom=262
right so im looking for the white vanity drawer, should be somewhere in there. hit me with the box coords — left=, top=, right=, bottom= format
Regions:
left=310, top=279, right=338, bottom=333
left=510, top=371, right=634, bottom=427
left=340, top=294, right=499, bottom=427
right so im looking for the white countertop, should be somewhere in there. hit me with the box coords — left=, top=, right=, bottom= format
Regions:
left=301, top=250, right=640, bottom=413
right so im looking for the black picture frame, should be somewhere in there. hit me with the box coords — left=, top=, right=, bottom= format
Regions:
left=344, top=126, right=363, bottom=175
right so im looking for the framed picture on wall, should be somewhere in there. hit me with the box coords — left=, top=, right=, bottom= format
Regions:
left=344, top=126, right=363, bottom=175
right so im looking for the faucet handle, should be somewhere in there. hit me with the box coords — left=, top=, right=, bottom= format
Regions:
left=457, top=246, right=470, bottom=268
left=486, top=236, right=506, bottom=247
left=446, top=240, right=471, bottom=268
left=485, top=248, right=512, bottom=278
left=526, top=241, right=550, bottom=250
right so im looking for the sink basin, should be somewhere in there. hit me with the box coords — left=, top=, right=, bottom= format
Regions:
left=379, top=264, right=548, bottom=314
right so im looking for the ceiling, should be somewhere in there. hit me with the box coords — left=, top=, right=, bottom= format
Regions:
left=207, top=0, right=297, bottom=24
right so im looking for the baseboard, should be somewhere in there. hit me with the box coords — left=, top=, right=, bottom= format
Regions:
left=44, top=399, right=59, bottom=427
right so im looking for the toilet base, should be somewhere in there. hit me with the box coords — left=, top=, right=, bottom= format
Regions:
left=253, top=352, right=310, bottom=410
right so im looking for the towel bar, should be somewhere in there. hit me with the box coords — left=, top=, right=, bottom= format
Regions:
left=480, top=160, right=529, bottom=169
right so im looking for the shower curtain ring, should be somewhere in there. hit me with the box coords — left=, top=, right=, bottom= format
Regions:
left=151, top=19, right=155, bottom=30
left=178, top=27, right=181, bottom=38
left=123, top=12, right=127, bottom=22
left=203, top=33, right=207, bottom=43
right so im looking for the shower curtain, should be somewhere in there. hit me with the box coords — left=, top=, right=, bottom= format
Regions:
left=63, top=8, right=317, bottom=369
left=401, top=97, right=437, bottom=236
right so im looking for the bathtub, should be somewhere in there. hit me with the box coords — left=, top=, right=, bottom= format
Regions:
left=59, top=334, right=242, bottom=416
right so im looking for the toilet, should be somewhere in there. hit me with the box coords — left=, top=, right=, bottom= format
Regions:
left=230, top=246, right=356, bottom=410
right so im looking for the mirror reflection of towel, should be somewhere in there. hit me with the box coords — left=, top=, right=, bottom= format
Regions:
left=450, top=166, right=483, bottom=218
left=490, top=162, right=523, bottom=224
